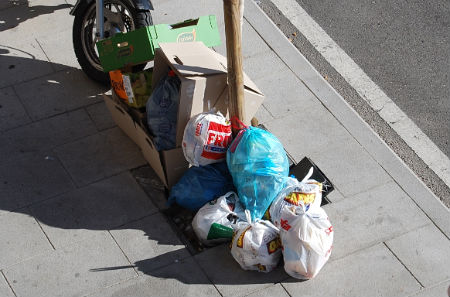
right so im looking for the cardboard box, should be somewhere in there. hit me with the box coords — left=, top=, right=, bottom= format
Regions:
left=103, top=92, right=188, bottom=189
left=109, top=68, right=153, bottom=109
left=96, top=15, right=221, bottom=72
left=152, top=42, right=265, bottom=147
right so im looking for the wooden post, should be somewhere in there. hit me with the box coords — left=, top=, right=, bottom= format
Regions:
left=223, top=0, right=245, bottom=130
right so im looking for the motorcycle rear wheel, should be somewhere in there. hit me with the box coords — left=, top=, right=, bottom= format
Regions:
left=73, top=0, right=153, bottom=85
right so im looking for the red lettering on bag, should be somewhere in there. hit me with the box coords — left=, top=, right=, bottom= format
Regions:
left=280, top=219, right=291, bottom=231
left=195, top=123, right=202, bottom=136
left=325, top=226, right=333, bottom=235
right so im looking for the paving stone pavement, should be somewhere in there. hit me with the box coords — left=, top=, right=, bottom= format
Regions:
left=0, top=0, right=448, bottom=296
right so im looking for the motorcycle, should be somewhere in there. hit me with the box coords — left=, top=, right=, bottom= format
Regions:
left=70, top=0, right=154, bottom=85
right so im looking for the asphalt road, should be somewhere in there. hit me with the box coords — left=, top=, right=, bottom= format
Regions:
left=257, top=0, right=450, bottom=206
left=293, top=0, right=450, bottom=157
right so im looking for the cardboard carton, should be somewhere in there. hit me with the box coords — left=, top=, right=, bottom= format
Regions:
left=152, top=42, right=264, bottom=147
left=96, top=15, right=221, bottom=72
left=103, top=91, right=188, bottom=189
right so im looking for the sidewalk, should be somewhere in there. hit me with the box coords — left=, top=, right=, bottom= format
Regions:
left=0, top=0, right=449, bottom=296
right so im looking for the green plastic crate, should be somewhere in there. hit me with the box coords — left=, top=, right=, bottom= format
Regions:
left=96, top=15, right=221, bottom=72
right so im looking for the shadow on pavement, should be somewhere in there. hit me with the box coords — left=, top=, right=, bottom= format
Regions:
left=0, top=2, right=72, bottom=32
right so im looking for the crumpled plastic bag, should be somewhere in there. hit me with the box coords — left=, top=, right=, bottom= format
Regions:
left=269, top=168, right=322, bottom=228
left=167, top=162, right=235, bottom=211
left=192, top=191, right=246, bottom=246
left=279, top=203, right=333, bottom=279
left=146, top=69, right=180, bottom=151
left=226, top=126, right=289, bottom=221
left=182, top=112, right=232, bottom=167
left=230, top=210, right=282, bottom=273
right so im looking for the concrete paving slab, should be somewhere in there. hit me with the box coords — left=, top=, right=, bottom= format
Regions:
left=0, top=2, right=72, bottom=43
left=0, top=0, right=27, bottom=11
left=409, top=282, right=450, bottom=297
left=86, top=257, right=220, bottom=297
left=0, top=108, right=97, bottom=155
left=325, top=188, right=345, bottom=203
left=386, top=224, right=450, bottom=287
left=253, top=104, right=274, bottom=125
left=0, top=209, right=52, bottom=270
left=36, top=27, right=80, bottom=71
left=3, top=231, right=137, bottom=297
left=246, top=283, right=290, bottom=297
left=110, top=213, right=190, bottom=275
left=264, top=103, right=355, bottom=159
left=0, top=86, right=31, bottom=131
left=0, top=151, right=75, bottom=211
left=30, top=172, right=157, bottom=249
left=0, top=42, right=54, bottom=88
left=243, top=50, right=290, bottom=82
left=0, top=274, right=14, bottom=297
left=85, top=101, right=116, bottom=131
left=194, top=244, right=289, bottom=297
left=282, top=243, right=421, bottom=297
left=14, top=69, right=106, bottom=121
left=323, top=182, right=431, bottom=260
left=309, top=140, right=393, bottom=197
left=254, top=67, right=320, bottom=119
left=53, top=127, right=146, bottom=187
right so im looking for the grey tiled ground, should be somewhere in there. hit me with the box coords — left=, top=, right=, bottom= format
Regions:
left=85, top=101, right=116, bottom=131
left=0, top=151, right=75, bottom=211
left=3, top=231, right=137, bottom=297
left=0, top=86, right=31, bottom=132
left=246, top=283, right=290, bottom=297
left=86, top=257, right=221, bottom=297
left=409, top=282, right=450, bottom=297
left=386, top=224, right=450, bottom=287
left=110, top=213, right=191, bottom=275
left=194, top=244, right=289, bottom=297
left=0, top=108, right=98, bottom=155
left=30, top=172, right=157, bottom=249
left=323, top=181, right=431, bottom=260
left=0, top=274, right=14, bottom=297
left=14, top=69, right=105, bottom=121
left=54, top=127, right=146, bottom=186
left=0, top=210, right=52, bottom=269
left=282, top=243, right=421, bottom=297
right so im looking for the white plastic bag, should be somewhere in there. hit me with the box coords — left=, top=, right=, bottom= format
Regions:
left=269, top=168, right=322, bottom=227
left=280, top=205, right=333, bottom=279
left=192, top=192, right=246, bottom=246
left=230, top=210, right=282, bottom=273
left=182, top=112, right=232, bottom=166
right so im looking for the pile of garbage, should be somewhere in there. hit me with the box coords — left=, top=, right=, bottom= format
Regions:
left=167, top=113, right=334, bottom=280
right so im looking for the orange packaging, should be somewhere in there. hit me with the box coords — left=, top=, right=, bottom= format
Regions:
left=109, top=70, right=128, bottom=101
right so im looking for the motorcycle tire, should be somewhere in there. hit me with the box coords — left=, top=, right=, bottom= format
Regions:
left=72, top=0, right=153, bottom=85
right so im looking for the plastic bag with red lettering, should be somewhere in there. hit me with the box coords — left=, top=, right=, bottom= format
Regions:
left=230, top=210, right=282, bottom=273
left=269, top=168, right=323, bottom=228
left=182, top=112, right=232, bottom=167
left=279, top=204, right=333, bottom=279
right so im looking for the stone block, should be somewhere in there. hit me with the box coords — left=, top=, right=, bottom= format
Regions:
left=0, top=86, right=31, bottom=132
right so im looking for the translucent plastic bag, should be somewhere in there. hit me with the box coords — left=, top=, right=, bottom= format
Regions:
left=280, top=204, right=333, bottom=279
left=269, top=168, right=322, bottom=228
left=230, top=210, right=282, bottom=273
left=183, top=112, right=232, bottom=167
left=146, top=69, right=180, bottom=151
left=227, top=126, right=289, bottom=221
left=167, top=162, right=235, bottom=211
left=192, top=191, right=246, bottom=246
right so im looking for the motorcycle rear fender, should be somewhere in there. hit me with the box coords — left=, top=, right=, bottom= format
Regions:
left=69, top=0, right=153, bottom=16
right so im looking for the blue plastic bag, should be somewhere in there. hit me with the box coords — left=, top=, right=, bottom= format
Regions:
left=168, top=162, right=235, bottom=211
left=226, top=126, right=289, bottom=221
left=146, top=69, right=180, bottom=151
